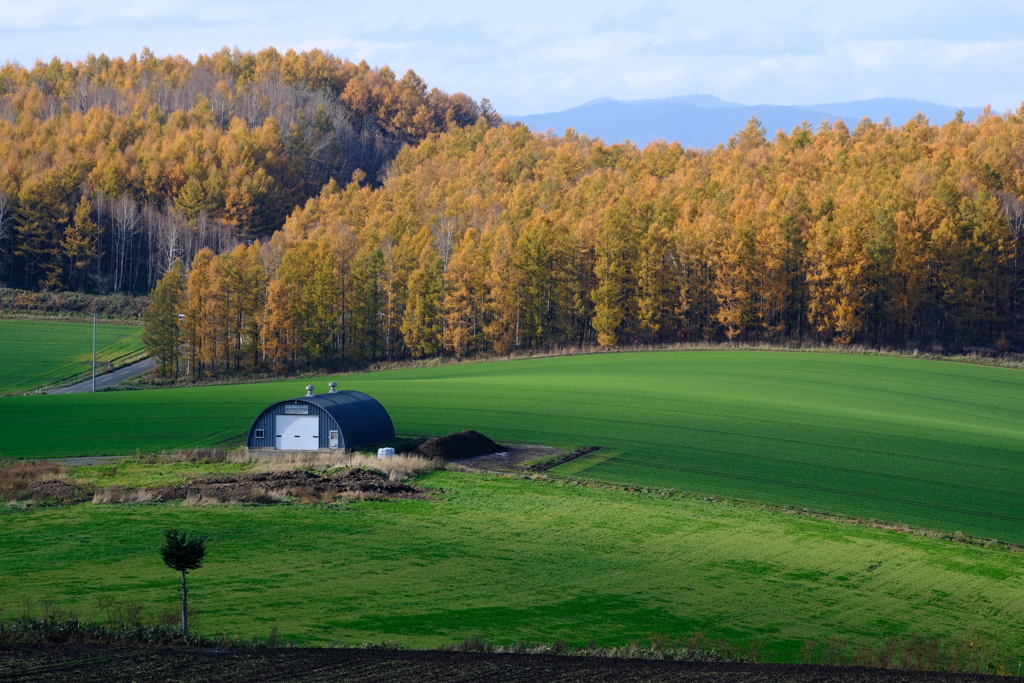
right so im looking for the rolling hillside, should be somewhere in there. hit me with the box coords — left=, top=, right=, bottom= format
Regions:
left=0, top=319, right=145, bottom=394
left=3, top=350, right=1024, bottom=542
left=5, top=470, right=1024, bottom=657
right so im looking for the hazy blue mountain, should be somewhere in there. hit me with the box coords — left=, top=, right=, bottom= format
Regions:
left=651, top=94, right=746, bottom=108
left=510, top=96, right=987, bottom=149
left=809, top=98, right=984, bottom=126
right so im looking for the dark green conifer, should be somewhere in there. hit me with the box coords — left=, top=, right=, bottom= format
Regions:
left=160, top=529, right=206, bottom=636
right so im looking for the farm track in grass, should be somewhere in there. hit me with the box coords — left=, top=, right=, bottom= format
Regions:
left=6, top=471, right=1024, bottom=657
left=0, top=318, right=145, bottom=394
left=4, top=350, right=1024, bottom=540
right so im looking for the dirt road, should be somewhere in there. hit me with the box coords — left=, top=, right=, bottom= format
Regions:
left=44, top=357, right=155, bottom=394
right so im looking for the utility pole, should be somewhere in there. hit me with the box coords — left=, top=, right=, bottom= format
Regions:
left=92, top=313, right=97, bottom=393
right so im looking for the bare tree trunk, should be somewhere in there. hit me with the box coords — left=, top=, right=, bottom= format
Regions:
left=432, top=216, right=458, bottom=272
left=180, top=570, right=188, bottom=636
left=0, top=189, right=9, bottom=285
left=157, top=208, right=186, bottom=275
left=112, top=195, right=141, bottom=291
left=998, top=192, right=1024, bottom=336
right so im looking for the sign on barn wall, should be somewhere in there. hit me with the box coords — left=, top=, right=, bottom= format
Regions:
left=284, top=404, right=309, bottom=414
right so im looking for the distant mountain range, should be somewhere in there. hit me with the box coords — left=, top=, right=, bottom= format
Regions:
left=509, top=95, right=988, bottom=149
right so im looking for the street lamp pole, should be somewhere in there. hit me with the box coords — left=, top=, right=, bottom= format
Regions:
left=92, top=313, right=97, bottom=393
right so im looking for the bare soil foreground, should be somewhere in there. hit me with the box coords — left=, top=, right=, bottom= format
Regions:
left=137, top=469, right=425, bottom=502
left=14, top=468, right=427, bottom=506
left=0, top=644, right=1001, bottom=683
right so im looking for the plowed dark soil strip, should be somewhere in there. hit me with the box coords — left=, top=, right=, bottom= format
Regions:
left=0, top=644, right=1001, bottom=682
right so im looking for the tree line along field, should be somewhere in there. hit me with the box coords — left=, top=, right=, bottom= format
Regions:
left=142, top=110, right=1024, bottom=383
left=0, top=318, right=145, bottom=394
left=4, top=350, right=1024, bottom=543
left=5, top=470, right=1024, bottom=657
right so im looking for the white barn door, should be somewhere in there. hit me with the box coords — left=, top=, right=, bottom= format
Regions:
left=275, top=415, right=319, bottom=450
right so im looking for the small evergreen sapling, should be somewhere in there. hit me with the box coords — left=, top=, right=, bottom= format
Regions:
left=160, top=529, right=206, bottom=636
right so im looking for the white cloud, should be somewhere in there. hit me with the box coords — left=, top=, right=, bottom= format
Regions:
left=843, top=41, right=905, bottom=73
left=0, top=0, right=1021, bottom=112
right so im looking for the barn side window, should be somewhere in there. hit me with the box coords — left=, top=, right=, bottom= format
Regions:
left=255, top=429, right=264, bottom=439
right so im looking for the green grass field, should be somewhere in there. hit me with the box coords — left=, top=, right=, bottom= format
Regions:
left=0, top=318, right=145, bottom=394
left=4, top=471, right=1024, bottom=654
left=3, top=350, right=1024, bottom=541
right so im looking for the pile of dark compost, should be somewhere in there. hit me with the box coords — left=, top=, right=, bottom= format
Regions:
left=1, top=460, right=88, bottom=503
left=0, top=643, right=1001, bottom=682
left=417, top=430, right=503, bottom=460
left=24, top=480, right=82, bottom=499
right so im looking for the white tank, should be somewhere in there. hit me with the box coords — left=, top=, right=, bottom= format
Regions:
left=377, top=447, right=396, bottom=459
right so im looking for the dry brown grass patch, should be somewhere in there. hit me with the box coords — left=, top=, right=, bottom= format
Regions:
left=132, top=448, right=441, bottom=482
left=178, top=486, right=285, bottom=506
left=1, top=458, right=85, bottom=502
left=92, top=487, right=155, bottom=504
left=244, top=450, right=441, bottom=481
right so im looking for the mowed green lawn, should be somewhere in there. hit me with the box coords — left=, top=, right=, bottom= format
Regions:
left=5, top=472, right=1024, bottom=653
left=0, top=318, right=145, bottom=394
left=4, top=350, right=1024, bottom=541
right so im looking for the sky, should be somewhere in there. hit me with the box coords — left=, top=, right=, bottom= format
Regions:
left=1, top=0, right=1022, bottom=116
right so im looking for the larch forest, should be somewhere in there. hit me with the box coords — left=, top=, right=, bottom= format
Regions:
left=2, top=49, right=1023, bottom=377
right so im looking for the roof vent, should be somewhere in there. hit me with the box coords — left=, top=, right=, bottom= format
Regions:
left=305, top=385, right=315, bottom=397
left=328, top=381, right=338, bottom=393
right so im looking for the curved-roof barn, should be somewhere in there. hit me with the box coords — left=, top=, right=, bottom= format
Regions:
left=247, top=385, right=394, bottom=451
